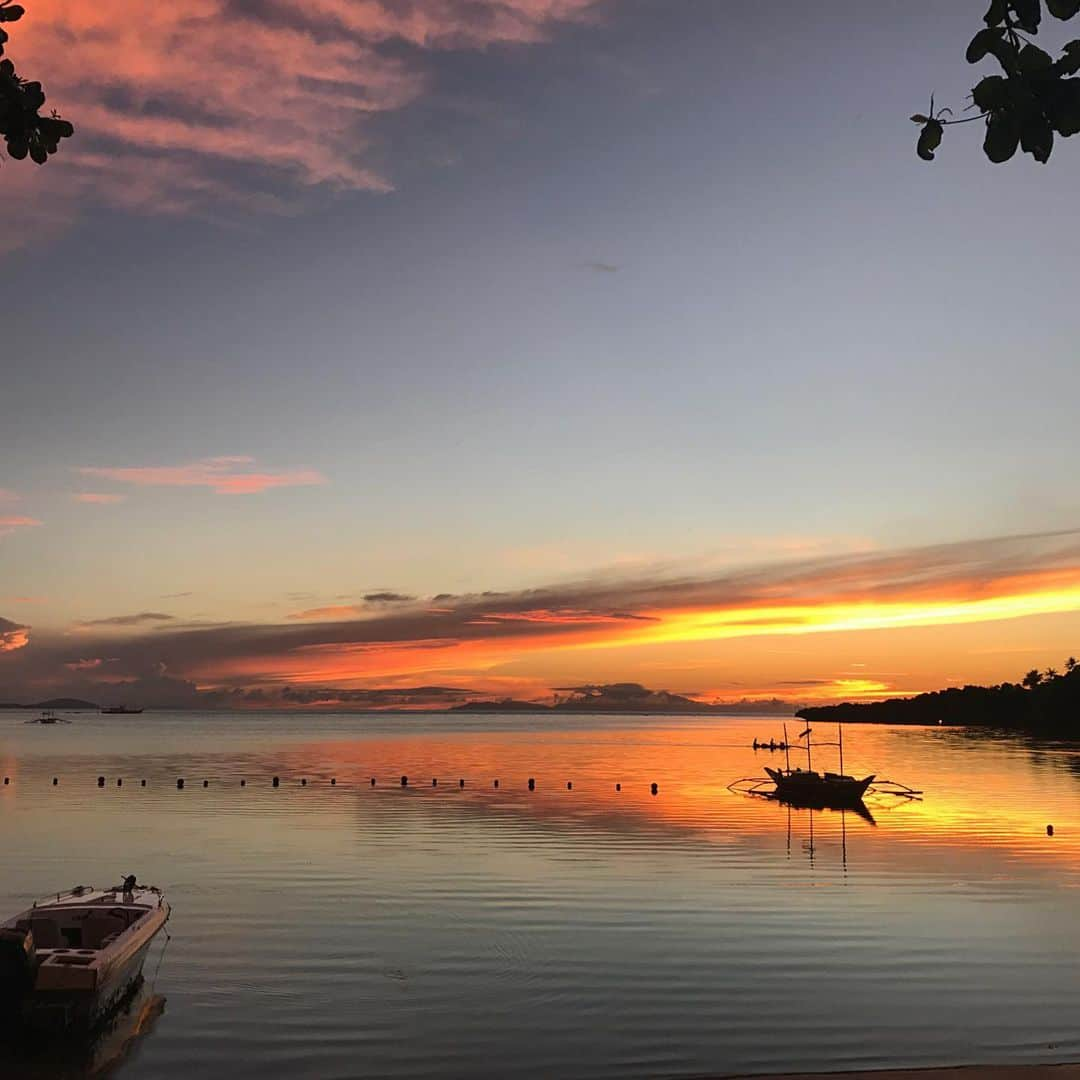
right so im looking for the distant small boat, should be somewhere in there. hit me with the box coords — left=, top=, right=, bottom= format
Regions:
left=26, top=710, right=70, bottom=725
left=0, top=878, right=169, bottom=1033
left=100, top=707, right=143, bottom=715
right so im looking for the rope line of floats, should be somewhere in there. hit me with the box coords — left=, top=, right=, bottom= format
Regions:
left=1, top=774, right=662, bottom=795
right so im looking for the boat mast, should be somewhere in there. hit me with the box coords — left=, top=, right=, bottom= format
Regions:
left=806, top=723, right=812, bottom=774
left=838, top=722, right=845, bottom=776
left=783, top=722, right=791, bottom=772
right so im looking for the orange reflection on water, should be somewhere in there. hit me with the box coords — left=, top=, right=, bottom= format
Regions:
left=272, top=719, right=1080, bottom=882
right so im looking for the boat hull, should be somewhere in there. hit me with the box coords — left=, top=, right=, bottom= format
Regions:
left=22, top=934, right=158, bottom=1033
left=765, top=767, right=874, bottom=806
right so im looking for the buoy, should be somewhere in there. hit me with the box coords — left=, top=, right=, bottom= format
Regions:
left=203, top=780, right=209, bottom=788
left=141, top=779, right=146, bottom=787
left=567, top=781, right=572, bottom=790
left=459, top=778, right=465, bottom=788
left=331, top=778, right=336, bottom=786
left=240, top=779, right=246, bottom=787
left=528, top=778, right=535, bottom=791
left=177, top=778, right=185, bottom=790
left=615, top=783, right=621, bottom=791
left=371, top=777, right=376, bottom=786
left=494, top=779, right=499, bottom=788
left=272, top=776, right=280, bottom=788
left=432, top=778, right=438, bottom=787
left=651, top=782, right=658, bottom=795
left=117, top=778, right=122, bottom=787
left=401, top=775, right=408, bottom=787
left=3, top=777, right=8, bottom=786
left=1047, top=824, right=1055, bottom=836
left=98, top=776, right=105, bottom=787
left=301, top=778, right=307, bottom=787
left=52, top=777, right=58, bottom=786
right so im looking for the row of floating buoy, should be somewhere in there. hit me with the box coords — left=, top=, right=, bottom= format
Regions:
left=6, top=774, right=660, bottom=794
left=752, top=740, right=788, bottom=751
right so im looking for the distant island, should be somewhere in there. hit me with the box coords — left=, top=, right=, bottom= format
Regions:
left=0, top=697, right=101, bottom=711
left=452, top=682, right=796, bottom=715
left=797, top=658, right=1079, bottom=734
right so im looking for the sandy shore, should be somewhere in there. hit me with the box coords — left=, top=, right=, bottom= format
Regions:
left=725, top=1067, right=1080, bottom=1080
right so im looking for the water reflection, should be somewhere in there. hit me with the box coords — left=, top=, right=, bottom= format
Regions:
left=0, top=713, right=1078, bottom=1080
left=3, top=983, right=166, bottom=1079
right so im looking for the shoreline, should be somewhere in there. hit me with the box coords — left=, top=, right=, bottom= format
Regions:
left=721, top=1066, right=1080, bottom=1080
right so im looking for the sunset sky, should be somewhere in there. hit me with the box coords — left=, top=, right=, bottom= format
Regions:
left=3, top=1, right=1080, bottom=708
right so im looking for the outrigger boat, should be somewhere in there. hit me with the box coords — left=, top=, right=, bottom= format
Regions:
left=0, top=878, right=169, bottom=1033
left=763, top=723, right=874, bottom=808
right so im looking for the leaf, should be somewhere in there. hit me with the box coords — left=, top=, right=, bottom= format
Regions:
left=968, top=27, right=1004, bottom=63
left=1010, top=0, right=1041, bottom=33
left=1017, top=43, right=1053, bottom=74
left=1047, top=0, right=1080, bottom=17
left=0, top=4, right=24, bottom=23
left=973, top=74, right=1010, bottom=110
left=967, top=28, right=1020, bottom=73
left=984, top=109, right=1021, bottom=161
left=910, top=113, right=930, bottom=123
left=1020, top=110, right=1054, bottom=161
left=6, top=135, right=28, bottom=159
left=1047, top=78, right=1080, bottom=135
left=917, top=119, right=944, bottom=161
left=984, top=0, right=1010, bottom=24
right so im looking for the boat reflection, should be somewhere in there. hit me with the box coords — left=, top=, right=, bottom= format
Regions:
left=0, top=979, right=166, bottom=1079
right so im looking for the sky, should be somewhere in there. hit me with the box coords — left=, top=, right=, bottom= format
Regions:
left=3, top=0, right=1080, bottom=708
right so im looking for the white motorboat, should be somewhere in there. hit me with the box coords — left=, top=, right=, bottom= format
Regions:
left=0, top=878, right=169, bottom=1032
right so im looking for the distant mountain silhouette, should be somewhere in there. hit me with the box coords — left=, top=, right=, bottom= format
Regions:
left=0, top=697, right=100, bottom=711
left=797, top=661, right=1080, bottom=734
left=452, top=683, right=796, bottom=715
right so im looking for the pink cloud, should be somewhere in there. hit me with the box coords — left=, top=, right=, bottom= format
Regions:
left=73, top=493, right=127, bottom=505
left=0, top=516, right=42, bottom=538
left=65, top=657, right=114, bottom=671
left=77, top=456, right=327, bottom=495
left=3, top=0, right=609, bottom=251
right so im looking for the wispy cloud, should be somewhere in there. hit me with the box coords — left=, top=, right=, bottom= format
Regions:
left=8, top=528, right=1080, bottom=705
left=0, top=489, right=20, bottom=503
left=72, top=493, right=127, bottom=505
left=75, top=612, right=175, bottom=628
left=0, top=515, right=42, bottom=538
left=5, top=0, right=611, bottom=251
left=77, top=456, right=326, bottom=495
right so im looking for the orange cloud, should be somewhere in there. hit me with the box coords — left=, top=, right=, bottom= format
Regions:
left=289, top=605, right=364, bottom=622
left=77, top=456, right=326, bottom=495
left=7, top=528, right=1080, bottom=705
left=4, top=0, right=609, bottom=250
left=72, top=493, right=127, bottom=505
left=0, top=515, right=42, bottom=538
left=0, top=618, right=30, bottom=652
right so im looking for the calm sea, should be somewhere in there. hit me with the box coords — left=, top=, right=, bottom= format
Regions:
left=1, top=711, right=1078, bottom=1079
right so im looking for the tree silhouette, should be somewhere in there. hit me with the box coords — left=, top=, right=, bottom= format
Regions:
left=1022, top=668, right=1044, bottom=688
left=1045, top=666, right=1060, bottom=679
left=0, top=2, right=73, bottom=164
left=1066, top=656, right=1078, bottom=671
left=913, top=1, right=1080, bottom=163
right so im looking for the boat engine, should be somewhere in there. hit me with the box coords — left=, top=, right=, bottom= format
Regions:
left=0, top=928, right=35, bottom=1019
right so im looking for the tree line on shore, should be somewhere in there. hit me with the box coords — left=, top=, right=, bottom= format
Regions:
left=797, top=657, right=1079, bottom=732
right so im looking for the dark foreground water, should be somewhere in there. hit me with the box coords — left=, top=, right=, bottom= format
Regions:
left=1, top=712, right=1078, bottom=1079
